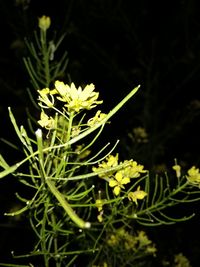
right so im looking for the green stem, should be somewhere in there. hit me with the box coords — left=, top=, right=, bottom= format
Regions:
left=50, top=212, right=61, bottom=267
left=41, top=199, right=49, bottom=267
left=46, top=178, right=91, bottom=229
left=66, top=111, right=74, bottom=143
left=40, top=29, right=50, bottom=87
left=136, top=180, right=190, bottom=217
left=36, top=128, right=91, bottom=229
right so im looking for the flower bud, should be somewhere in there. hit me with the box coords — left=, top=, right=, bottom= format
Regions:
left=38, top=15, right=51, bottom=31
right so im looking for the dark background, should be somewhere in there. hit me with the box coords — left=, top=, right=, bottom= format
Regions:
left=0, top=0, right=200, bottom=266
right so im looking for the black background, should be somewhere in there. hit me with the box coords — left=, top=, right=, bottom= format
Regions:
left=1, top=0, right=200, bottom=266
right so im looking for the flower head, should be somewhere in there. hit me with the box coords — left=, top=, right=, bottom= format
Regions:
left=95, top=199, right=105, bottom=212
left=133, top=127, right=148, bottom=143
left=38, top=15, right=51, bottom=31
left=109, top=170, right=130, bottom=196
left=87, top=110, right=107, bottom=126
left=186, top=166, right=200, bottom=186
left=172, top=164, right=181, bottom=178
left=92, top=154, right=119, bottom=178
left=38, top=111, right=55, bottom=129
left=97, top=211, right=104, bottom=223
left=38, top=88, right=54, bottom=108
left=128, top=186, right=147, bottom=205
left=53, top=81, right=102, bottom=112
left=121, top=160, right=147, bottom=178
left=95, top=198, right=106, bottom=223
left=174, top=253, right=191, bottom=267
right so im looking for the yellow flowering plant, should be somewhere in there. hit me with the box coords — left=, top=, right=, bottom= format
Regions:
left=1, top=15, right=200, bottom=267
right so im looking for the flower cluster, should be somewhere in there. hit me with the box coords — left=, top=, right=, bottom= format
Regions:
left=186, top=166, right=200, bottom=186
left=93, top=154, right=147, bottom=197
left=37, top=80, right=103, bottom=113
left=52, top=81, right=102, bottom=112
left=107, top=228, right=156, bottom=255
left=92, top=154, right=119, bottom=179
left=174, top=253, right=192, bottom=267
left=38, top=110, right=55, bottom=129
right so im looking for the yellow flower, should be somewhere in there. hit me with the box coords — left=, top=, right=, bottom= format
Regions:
left=133, top=127, right=148, bottom=143
left=128, top=186, right=147, bottom=205
left=38, top=15, right=51, bottom=31
left=95, top=199, right=105, bottom=212
left=71, top=126, right=81, bottom=137
left=135, top=231, right=157, bottom=256
left=87, top=110, right=107, bottom=126
left=38, top=111, right=55, bottom=129
left=186, top=166, right=200, bottom=186
left=121, top=160, right=147, bottom=178
left=92, top=154, right=119, bottom=178
left=53, top=81, right=103, bottom=112
left=172, top=164, right=181, bottom=178
left=109, top=171, right=130, bottom=196
left=174, top=253, right=191, bottom=267
left=38, top=88, right=54, bottom=108
left=97, top=211, right=104, bottom=222
left=107, top=234, right=119, bottom=246
left=137, top=231, right=151, bottom=246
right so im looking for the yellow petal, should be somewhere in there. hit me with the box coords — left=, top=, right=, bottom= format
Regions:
left=113, top=186, right=121, bottom=196
left=121, top=177, right=130, bottom=185
left=128, top=192, right=136, bottom=202
left=55, top=81, right=67, bottom=96
left=135, top=190, right=147, bottom=199
left=109, top=179, right=118, bottom=187
left=115, top=171, right=123, bottom=182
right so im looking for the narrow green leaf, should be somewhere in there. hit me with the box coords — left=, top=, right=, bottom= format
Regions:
left=0, top=163, right=19, bottom=179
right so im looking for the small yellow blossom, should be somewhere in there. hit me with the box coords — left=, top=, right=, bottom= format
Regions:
left=128, top=186, right=147, bottom=205
left=107, top=234, right=119, bottom=246
left=53, top=81, right=103, bottom=112
left=97, top=211, right=104, bottom=222
left=38, top=15, right=51, bottom=31
left=172, top=164, right=181, bottom=178
left=107, top=228, right=156, bottom=256
left=71, top=126, right=81, bottom=137
left=87, top=110, right=107, bottom=126
left=104, top=154, right=119, bottom=168
left=92, top=154, right=119, bottom=178
left=38, top=88, right=54, bottom=108
left=121, top=160, right=146, bottom=178
left=109, top=171, right=130, bottom=196
left=133, top=127, right=148, bottom=143
left=38, top=111, right=55, bottom=129
left=146, top=245, right=157, bottom=255
left=186, top=166, right=200, bottom=186
left=136, top=231, right=157, bottom=255
left=174, top=253, right=191, bottom=267
left=137, top=231, right=151, bottom=246
left=95, top=199, right=105, bottom=212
